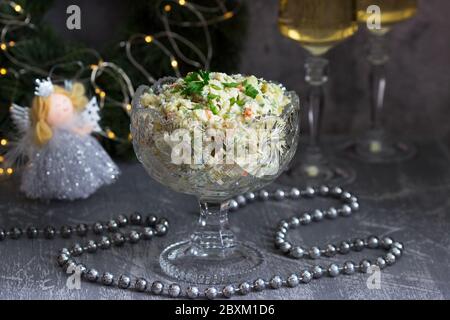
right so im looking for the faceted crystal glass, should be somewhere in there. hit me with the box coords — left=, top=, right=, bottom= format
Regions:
left=130, top=79, right=300, bottom=284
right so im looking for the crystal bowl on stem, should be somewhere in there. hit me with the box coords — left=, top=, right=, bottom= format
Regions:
left=130, top=75, right=300, bottom=284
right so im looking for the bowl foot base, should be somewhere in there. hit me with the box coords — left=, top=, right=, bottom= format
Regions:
left=160, top=240, right=264, bottom=285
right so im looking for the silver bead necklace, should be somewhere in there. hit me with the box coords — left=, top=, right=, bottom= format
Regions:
left=0, top=186, right=404, bottom=299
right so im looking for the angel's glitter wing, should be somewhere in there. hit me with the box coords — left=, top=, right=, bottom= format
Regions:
left=10, top=104, right=31, bottom=134
left=80, top=97, right=101, bottom=133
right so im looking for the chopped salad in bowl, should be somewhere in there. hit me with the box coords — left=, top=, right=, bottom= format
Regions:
left=131, top=71, right=299, bottom=201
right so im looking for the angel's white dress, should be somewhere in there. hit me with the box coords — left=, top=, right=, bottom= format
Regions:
left=21, top=128, right=120, bottom=201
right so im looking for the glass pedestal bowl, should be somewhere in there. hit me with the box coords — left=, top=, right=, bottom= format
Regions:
left=130, top=79, right=300, bottom=284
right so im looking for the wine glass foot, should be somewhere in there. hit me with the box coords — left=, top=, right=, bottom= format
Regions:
left=344, top=132, right=417, bottom=164
left=160, top=240, right=265, bottom=285
left=281, top=160, right=356, bottom=187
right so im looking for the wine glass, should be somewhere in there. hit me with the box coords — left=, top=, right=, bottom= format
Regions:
left=278, top=0, right=358, bottom=186
left=130, top=80, right=300, bottom=284
left=349, top=0, right=418, bottom=163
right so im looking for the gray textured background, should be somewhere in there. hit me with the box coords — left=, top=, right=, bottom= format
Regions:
left=44, top=0, right=450, bottom=141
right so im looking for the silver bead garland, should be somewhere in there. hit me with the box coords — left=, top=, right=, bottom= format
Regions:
left=0, top=186, right=404, bottom=299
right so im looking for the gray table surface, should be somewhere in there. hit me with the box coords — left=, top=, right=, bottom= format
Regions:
left=0, top=139, right=449, bottom=300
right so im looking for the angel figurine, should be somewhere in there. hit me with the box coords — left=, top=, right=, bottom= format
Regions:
left=9, top=78, right=120, bottom=201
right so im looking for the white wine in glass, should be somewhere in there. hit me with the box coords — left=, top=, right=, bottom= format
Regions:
left=350, top=0, right=418, bottom=163
left=278, top=0, right=358, bottom=186
left=279, top=0, right=358, bottom=55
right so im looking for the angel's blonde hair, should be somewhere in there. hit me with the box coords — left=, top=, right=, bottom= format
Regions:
left=31, top=83, right=89, bottom=146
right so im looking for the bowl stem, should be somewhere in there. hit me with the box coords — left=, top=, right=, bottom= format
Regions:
left=190, top=201, right=236, bottom=257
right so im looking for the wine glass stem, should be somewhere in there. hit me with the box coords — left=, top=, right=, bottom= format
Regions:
left=305, top=56, right=329, bottom=153
left=368, top=32, right=389, bottom=132
left=191, top=201, right=236, bottom=257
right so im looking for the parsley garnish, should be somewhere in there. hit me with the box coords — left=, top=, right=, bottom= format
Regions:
left=181, top=70, right=210, bottom=96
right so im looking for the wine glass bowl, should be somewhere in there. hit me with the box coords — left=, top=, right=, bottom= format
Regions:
left=130, top=79, right=300, bottom=284
left=278, top=0, right=358, bottom=187
left=279, top=0, right=358, bottom=56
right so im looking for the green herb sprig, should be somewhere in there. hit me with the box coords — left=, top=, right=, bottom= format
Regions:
left=181, top=70, right=210, bottom=96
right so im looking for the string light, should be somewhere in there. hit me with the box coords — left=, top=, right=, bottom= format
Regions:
left=13, top=4, right=23, bottom=13
left=125, top=104, right=132, bottom=112
left=0, top=155, right=4, bottom=163
left=0, top=68, right=7, bottom=75
left=164, top=4, right=172, bottom=12
left=0, top=41, right=16, bottom=52
left=106, top=130, right=116, bottom=140
left=144, top=35, right=153, bottom=43
left=0, top=139, right=8, bottom=146
left=171, top=59, right=178, bottom=68
left=159, top=0, right=242, bottom=27
left=0, top=167, right=13, bottom=176
left=128, top=133, right=133, bottom=141
left=223, top=11, right=234, bottom=19
left=95, top=87, right=107, bottom=99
